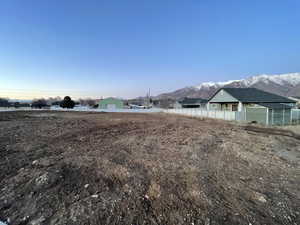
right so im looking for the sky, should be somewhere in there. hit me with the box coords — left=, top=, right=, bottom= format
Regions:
left=0, top=0, right=300, bottom=100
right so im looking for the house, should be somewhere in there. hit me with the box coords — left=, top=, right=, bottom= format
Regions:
left=98, top=98, right=124, bottom=109
left=289, top=96, right=300, bottom=108
left=152, top=98, right=176, bottom=109
left=208, top=88, right=296, bottom=111
left=173, top=101, right=182, bottom=109
left=208, top=88, right=297, bottom=125
left=178, top=97, right=208, bottom=108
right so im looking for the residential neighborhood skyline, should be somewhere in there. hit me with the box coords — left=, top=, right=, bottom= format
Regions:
left=1, top=72, right=300, bottom=101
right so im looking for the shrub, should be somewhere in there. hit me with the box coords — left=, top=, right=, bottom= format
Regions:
left=0, top=98, right=9, bottom=107
left=31, top=99, right=48, bottom=109
left=51, top=101, right=61, bottom=106
left=14, top=102, right=20, bottom=108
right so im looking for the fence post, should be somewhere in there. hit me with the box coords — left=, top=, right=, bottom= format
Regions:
left=266, top=108, right=269, bottom=125
left=282, top=108, right=285, bottom=126
left=272, top=109, right=274, bottom=126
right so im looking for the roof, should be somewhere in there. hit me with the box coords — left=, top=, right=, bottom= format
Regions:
left=179, top=98, right=208, bottom=105
left=257, top=103, right=293, bottom=109
left=99, top=98, right=123, bottom=103
left=290, top=96, right=300, bottom=100
left=210, top=88, right=296, bottom=103
left=101, top=97, right=122, bottom=100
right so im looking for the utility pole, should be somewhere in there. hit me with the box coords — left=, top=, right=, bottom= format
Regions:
left=146, top=88, right=151, bottom=108
left=149, top=88, right=151, bottom=108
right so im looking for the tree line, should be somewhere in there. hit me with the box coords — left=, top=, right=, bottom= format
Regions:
left=0, top=96, right=99, bottom=109
left=31, top=96, right=76, bottom=109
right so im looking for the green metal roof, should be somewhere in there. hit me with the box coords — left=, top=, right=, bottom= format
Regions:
left=210, top=88, right=296, bottom=103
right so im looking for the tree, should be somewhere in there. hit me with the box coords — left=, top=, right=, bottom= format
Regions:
left=14, top=102, right=20, bottom=108
left=51, top=101, right=61, bottom=106
left=0, top=98, right=10, bottom=107
left=31, top=99, right=48, bottom=109
left=60, top=96, right=75, bottom=109
left=79, top=98, right=96, bottom=106
left=47, top=96, right=62, bottom=105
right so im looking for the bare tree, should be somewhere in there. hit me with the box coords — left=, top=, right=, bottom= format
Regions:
left=79, top=98, right=96, bottom=107
left=0, top=98, right=10, bottom=107
left=31, top=99, right=48, bottom=109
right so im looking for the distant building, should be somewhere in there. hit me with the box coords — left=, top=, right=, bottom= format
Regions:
left=173, top=101, right=182, bottom=109
left=152, top=99, right=176, bottom=109
left=98, top=98, right=124, bottom=109
left=178, top=97, right=208, bottom=108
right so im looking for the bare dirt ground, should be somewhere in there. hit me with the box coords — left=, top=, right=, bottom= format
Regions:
left=283, top=125, right=300, bottom=135
left=0, top=111, right=299, bottom=225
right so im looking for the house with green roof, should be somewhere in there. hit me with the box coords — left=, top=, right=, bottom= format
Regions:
left=208, top=88, right=296, bottom=125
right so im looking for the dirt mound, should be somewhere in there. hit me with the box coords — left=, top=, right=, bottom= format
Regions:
left=0, top=111, right=299, bottom=225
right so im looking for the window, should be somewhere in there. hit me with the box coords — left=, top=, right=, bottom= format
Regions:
left=232, top=104, right=238, bottom=111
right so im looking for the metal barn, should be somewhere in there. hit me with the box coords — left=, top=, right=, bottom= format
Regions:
left=98, top=98, right=124, bottom=110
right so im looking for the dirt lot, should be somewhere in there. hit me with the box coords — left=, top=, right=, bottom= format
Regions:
left=0, top=111, right=299, bottom=225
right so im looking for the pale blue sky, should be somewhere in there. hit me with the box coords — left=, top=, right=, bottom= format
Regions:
left=0, top=0, right=300, bottom=99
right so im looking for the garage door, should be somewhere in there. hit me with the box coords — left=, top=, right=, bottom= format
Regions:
left=107, top=104, right=116, bottom=109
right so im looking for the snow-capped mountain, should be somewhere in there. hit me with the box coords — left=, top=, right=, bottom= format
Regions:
left=240, top=73, right=300, bottom=87
left=195, top=79, right=241, bottom=90
left=157, top=73, right=300, bottom=99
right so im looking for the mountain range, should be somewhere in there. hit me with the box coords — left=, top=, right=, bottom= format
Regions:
left=157, top=73, right=300, bottom=100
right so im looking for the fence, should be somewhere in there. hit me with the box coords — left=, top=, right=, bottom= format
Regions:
left=2, top=106, right=300, bottom=126
left=0, top=106, right=163, bottom=113
left=164, top=108, right=300, bottom=126
left=291, top=109, right=300, bottom=124
left=164, top=108, right=239, bottom=121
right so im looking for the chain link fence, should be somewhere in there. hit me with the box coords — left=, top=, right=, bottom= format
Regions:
left=291, top=109, right=300, bottom=125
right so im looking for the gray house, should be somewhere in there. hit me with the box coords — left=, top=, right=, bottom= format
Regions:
left=208, top=88, right=296, bottom=125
